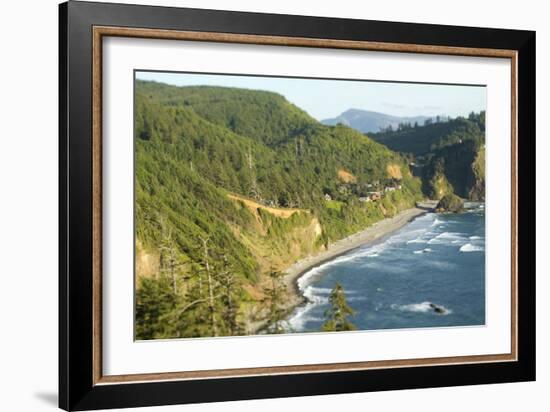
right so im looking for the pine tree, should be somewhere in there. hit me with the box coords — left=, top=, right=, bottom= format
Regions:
left=135, top=275, right=179, bottom=339
left=322, top=283, right=356, bottom=332
left=262, top=265, right=287, bottom=334
left=218, top=255, right=243, bottom=336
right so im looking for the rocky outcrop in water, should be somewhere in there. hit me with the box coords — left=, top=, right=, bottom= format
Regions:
left=435, top=193, right=464, bottom=213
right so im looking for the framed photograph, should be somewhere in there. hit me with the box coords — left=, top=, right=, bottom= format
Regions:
left=59, top=1, right=535, bottom=410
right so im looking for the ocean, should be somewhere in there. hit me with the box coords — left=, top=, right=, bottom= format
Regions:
left=287, top=202, right=486, bottom=332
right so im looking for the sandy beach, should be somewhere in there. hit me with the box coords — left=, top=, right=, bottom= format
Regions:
left=250, top=201, right=437, bottom=333
left=281, top=202, right=437, bottom=309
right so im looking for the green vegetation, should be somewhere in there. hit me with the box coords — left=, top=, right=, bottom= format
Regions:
left=370, top=113, right=484, bottom=156
left=322, top=283, right=356, bottom=332
left=261, top=266, right=288, bottom=334
left=134, top=80, right=423, bottom=339
left=436, top=193, right=465, bottom=213
left=370, top=112, right=485, bottom=200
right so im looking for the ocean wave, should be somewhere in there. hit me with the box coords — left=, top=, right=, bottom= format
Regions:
left=287, top=306, right=323, bottom=331
left=407, top=238, right=428, bottom=244
left=303, top=286, right=329, bottom=304
left=296, top=266, right=325, bottom=291
left=413, top=248, right=432, bottom=254
left=469, top=235, right=482, bottom=240
left=427, top=231, right=467, bottom=245
left=431, top=218, right=444, bottom=227
left=459, top=243, right=484, bottom=252
left=389, top=228, right=430, bottom=244
left=331, top=242, right=388, bottom=264
left=308, top=287, right=332, bottom=295
left=391, top=301, right=452, bottom=315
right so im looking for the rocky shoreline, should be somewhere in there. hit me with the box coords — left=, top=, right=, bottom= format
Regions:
left=252, top=201, right=437, bottom=333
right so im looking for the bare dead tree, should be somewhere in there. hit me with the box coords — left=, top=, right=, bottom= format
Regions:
left=158, top=218, right=185, bottom=295
left=199, top=236, right=218, bottom=337
left=246, top=146, right=261, bottom=201
left=218, top=255, right=242, bottom=335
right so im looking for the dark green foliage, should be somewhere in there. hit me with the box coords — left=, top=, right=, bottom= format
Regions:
left=136, top=81, right=316, bottom=147
left=436, top=193, right=465, bottom=213
left=261, top=267, right=288, bottom=334
left=136, top=275, right=180, bottom=340
left=424, top=139, right=484, bottom=199
left=371, top=112, right=485, bottom=200
left=322, top=283, right=356, bottom=332
left=370, top=113, right=485, bottom=156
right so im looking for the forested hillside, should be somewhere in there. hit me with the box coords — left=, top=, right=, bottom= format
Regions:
left=135, top=80, right=423, bottom=339
left=370, top=113, right=485, bottom=200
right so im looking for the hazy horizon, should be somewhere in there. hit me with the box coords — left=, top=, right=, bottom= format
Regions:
left=136, top=71, right=486, bottom=121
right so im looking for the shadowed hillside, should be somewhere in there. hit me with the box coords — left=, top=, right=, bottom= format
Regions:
left=369, top=112, right=485, bottom=200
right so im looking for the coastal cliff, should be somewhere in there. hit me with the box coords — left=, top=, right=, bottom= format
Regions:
left=370, top=113, right=486, bottom=201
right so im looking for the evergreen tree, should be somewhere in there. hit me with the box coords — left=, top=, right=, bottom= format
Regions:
left=322, top=283, right=356, bottom=332
left=262, top=265, right=287, bottom=334
left=135, top=275, right=179, bottom=339
left=218, top=255, right=243, bottom=336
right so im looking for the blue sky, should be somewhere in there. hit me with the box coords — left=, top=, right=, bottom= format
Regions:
left=136, top=71, right=486, bottom=121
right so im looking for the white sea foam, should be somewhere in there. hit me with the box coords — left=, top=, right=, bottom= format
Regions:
left=287, top=284, right=326, bottom=331
left=427, top=231, right=467, bottom=245
left=459, top=243, right=484, bottom=252
left=287, top=305, right=322, bottom=331
left=413, top=248, right=432, bottom=254
left=390, top=228, right=429, bottom=245
left=407, top=238, right=428, bottom=244
left=296, top=266, right=325, bottom=291
left=431, top=218, right=444, bottom=227
left=465, top=202, right=485, bottom=214
left=302, top=286, right=329, bottom=304
left=308, top=287, right=332, bottom=295
left=469, top=235, right=482, bottom=240
left=295, top=247, right=381, bottom=290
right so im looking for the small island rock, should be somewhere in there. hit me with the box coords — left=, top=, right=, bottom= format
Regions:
left=435, top=193, right=464, bottom=213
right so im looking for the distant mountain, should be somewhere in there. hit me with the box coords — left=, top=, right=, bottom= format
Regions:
left=321, top=109, right=447, bottom=134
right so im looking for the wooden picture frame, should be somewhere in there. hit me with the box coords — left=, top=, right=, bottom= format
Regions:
left=59, top=1, right=535, bottom=410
